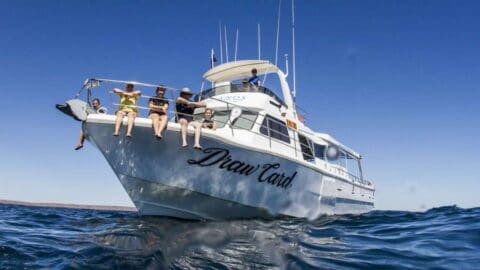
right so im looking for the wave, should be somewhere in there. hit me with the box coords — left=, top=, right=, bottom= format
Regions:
left=0, top=203, right=479, bottom=269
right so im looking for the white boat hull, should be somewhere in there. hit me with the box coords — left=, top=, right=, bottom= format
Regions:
left=84, top=116, right=374, bottom=220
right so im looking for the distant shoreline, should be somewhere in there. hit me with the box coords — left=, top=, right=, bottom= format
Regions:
left=0, top=199, right=137, bottom=212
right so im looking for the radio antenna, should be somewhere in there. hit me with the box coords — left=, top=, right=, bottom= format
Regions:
left=275, top=0, right=282, bottom=66
left=219, top=21, right=223, bottom=64
left=291, top=0, right=297, bottom=99
left=224, top=26, right=229, bottom=62
left=257, top=23, right=261, bottom=60
left=234, top=28, right=239, bottom=61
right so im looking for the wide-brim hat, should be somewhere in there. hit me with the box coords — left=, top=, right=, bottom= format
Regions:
left=180, top=87, right=193, bottom=96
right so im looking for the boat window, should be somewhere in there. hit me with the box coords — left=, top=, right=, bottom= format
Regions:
left=193, top=109, right=258, bottom=129
left=338, top=150, right=347, bottom=168
left=326, top=145, right=339, bottom=163
left=314, top=144, right=326, bottom=160
left=298, top=134, right=314, bottom=162
left=326, top=145, right=348, bottom=168
left=231, top=110, right=258, bottom=130
left=346, top=154, right=362, bottom=181
left=260, top=115, right=291, bottom=144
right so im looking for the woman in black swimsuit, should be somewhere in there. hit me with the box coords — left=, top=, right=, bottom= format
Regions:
left=148, top=86, right=169, bottom=139
left=202, top=108, right=217, bottom=130
left=175, top=87, right=206, bottom=149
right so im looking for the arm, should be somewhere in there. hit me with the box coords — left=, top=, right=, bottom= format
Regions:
left=211, top=121, right=217, bottom=130
left=113, top=88, right=124, bottom=96
left=176, top=97, right=190, bottom=105
left=149, top=101, right=168, bottom=113
left=123, top=90, right=142, bottom=97
left=191, top=101, right=207, bottom=108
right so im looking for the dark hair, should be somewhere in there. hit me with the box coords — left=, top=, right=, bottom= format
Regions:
left=92, top=98, right=100, bottom=104
left=251, top=68, right=258, bottom=73
left=156, top=86, right=166, bottom=94
left=126, top=83, right=134, bottom=89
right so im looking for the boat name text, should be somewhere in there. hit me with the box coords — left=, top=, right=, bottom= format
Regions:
left=187, top=147, right=295, bottom=189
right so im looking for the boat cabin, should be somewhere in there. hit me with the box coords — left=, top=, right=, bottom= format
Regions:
left=190, top=60, right=369, bottom=187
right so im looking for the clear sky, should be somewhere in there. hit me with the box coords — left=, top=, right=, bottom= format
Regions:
left=1, top=0, right=478, bottom=211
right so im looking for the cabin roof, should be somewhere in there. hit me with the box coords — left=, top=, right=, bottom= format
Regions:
left=203, top=60, right=279, bottom=83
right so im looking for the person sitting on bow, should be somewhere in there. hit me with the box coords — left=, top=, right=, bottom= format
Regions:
left=201, top=108, right=217, bottom=131
left=113, top=83, right=141, bottom=137
left=148, top=86, right=169, bottom=139
left=75, top=98, right=107, bottom=150
left=175, top=87, right=206, bottom=149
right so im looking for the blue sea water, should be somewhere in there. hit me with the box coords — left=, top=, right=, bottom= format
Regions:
left=0, top=204, right=479, bottom=269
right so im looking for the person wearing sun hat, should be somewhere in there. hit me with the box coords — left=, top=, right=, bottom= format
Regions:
left=175, top=87, right=206, bottom=149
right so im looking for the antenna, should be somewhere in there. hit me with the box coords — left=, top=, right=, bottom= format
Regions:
left=210, top=48, right=215, bottom=68
left=219, top=21, right=223, bottom=64
left=257, top=23, right=261, bottom=60
left=234, top=28, right=239, bottom=61
left=275, top=0, right=282, bottom=66
left=285, top=54, right=289, bottom=76
left=291, top=0, right=296, bottom=99
left=224, top=26, right=229, bottom=62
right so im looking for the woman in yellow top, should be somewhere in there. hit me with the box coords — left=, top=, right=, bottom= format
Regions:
left=113, top=83, right=142, bottom=137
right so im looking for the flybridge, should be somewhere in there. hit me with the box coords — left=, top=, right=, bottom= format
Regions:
left=202, top=59, right=295, bottom=111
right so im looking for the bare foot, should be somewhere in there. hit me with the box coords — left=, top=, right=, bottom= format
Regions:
left=126, top=133, right=132, bottom=138
left=193, top=145, right=203, bottom=150
left=182, top=143, right=188, bottom=148
left=113, top=133, right=119, bottom=136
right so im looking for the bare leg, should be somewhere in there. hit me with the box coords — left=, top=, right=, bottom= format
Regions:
left=149, top=113, right=160, bottom=137
left=179, top=118, right=188, bottom=147
left=113, top=111, right=126, bottom=136
left=158, top=114, right=168, bottom=137
left=75, top=130, right=85, bottom=150
left=191, top=122, right=202, bottom=149
left=126, top=111, right=137, bottom=137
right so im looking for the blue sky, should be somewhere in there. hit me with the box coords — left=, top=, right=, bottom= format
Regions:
left=0, top=0, right=478, bottom=211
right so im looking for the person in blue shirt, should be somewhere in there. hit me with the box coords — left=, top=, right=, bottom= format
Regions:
left=248, top=68, right=262, bottom=87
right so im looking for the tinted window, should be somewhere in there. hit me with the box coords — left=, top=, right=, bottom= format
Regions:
left=260, top=115, right=290, bottom=143
left=193, top=109, right=258, bottom=129
left=298, top=135, right=314, bottom=161
left=314, top=144, right=326, bottom=160
left=232, top=111, right=258, bottom=130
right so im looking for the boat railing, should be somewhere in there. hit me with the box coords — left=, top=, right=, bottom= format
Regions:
left=79, top=78, right=366, bottom=185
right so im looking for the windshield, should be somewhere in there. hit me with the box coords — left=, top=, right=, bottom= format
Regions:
left=195, top=83, right=287, bottom=108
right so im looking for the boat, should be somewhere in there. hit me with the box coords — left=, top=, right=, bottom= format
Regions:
left=56, top=59, right=375, bottom=220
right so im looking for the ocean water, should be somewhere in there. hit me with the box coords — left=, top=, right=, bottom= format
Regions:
left=0, top=204, right=479, bottom=269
